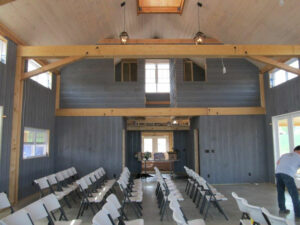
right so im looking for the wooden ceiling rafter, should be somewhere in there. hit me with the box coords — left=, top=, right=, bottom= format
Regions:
left=0, top=0, right=14, bottom=7
left=22, top=56, right=83, bottom=80
left=260, top=56, right=293, bottom=74
left=249, top=56, right=300, bottom=76
left=17, top=44, right=300, bottom=58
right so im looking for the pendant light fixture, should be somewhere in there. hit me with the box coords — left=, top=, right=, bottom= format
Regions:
left=120, top=1, right=129, bottom=44
left=194, top=2, right=206, bottom=45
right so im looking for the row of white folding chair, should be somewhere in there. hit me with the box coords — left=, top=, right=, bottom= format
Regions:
left=92, top=193, right=144, bottom=225
left=75, top=167, right=115, bottom=218
left=0, top=193, right=82, bottom=225
left=154, top=167, right=184, bottom=221
left=169, top=194, right=206, bottom=225
left=0, top=192, right=14, bottom=216
left=184, top=166, right=228, bottom=221
left=117, top=168, right=143, bottom=218
left=34, top=167, right=79, bottom=209
left=232, top=192, right=294, bottom=225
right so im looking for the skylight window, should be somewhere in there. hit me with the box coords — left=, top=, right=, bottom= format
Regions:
left=145, top=60, right=170, bottom=93
left=0, top=35, right=7, bottom=64
left=28, top=59, right=52, bottom=89
left=270, top=58, right=299, bottom=88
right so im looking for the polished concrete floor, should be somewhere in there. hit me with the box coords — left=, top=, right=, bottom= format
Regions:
left=1, top=177, right=299, bottom=225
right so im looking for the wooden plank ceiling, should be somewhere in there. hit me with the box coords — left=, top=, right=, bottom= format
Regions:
left=0, top=0, right=300, bottom=68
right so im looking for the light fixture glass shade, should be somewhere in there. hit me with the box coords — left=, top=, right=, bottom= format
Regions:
left=194, top=31, right=205, bottom=45
left=120, top=31, right=129, bottom=44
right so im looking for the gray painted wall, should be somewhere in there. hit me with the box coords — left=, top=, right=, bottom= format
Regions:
left=264, top=69, right=300, bottom=181
left=0, top=40, right=16, bottom=193
left=173, top=58, right=260, bottom=107
left=60, top=59, right=145, bottom=108
left=191, top=115, right=268, bottom=184
left=19, top=79, right=56, bottom=199
left=54, top=116, right=124, bottom=178
left=173, top=131, right=190, bottom=173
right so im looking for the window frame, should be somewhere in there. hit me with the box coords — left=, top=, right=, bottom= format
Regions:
left=23, top=127, right=50, bottom=160
left=269, top=58, right=299, bottom=88
left=0, top=35, right=7, bottom=64
left=27, top=59, right=53, bottom=89
left=183, top=60, right=207, bottom=82
left=272, top=111, right=300, bottom=170
left=118, top=59, right=138, bottom=82
left=145, top=59, right=170, bottom=93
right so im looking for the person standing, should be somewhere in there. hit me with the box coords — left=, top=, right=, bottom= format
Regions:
left=275, top=145, right=300, bottom=218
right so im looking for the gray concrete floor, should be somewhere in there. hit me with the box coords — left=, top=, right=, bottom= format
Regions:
left=1, top=177, right=299, bottom=224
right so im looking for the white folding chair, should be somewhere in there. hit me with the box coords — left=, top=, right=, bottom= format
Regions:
left=0, top=209, right=33, bottom=225
left=232, top=192, right=250, bottom=220
left=262, top=208, right=294, bottom=225
left=103, top=201, right=144, bottom=225
left=243, top=202, right=268, bottom=225
left=106, top=193, right=128, bottom=220
left=92, top=208, right=112, bottom=225
left=0, top=192, right=14, bottom=213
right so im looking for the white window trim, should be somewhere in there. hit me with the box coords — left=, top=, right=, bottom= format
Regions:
left=0, top=35, right=7, bottom=64
left=145, top=59, right=170, bottom=93
left=272, top=110, right=300, bottom=170
left=28, top=59, right=53, bottom=89
left=23, top=127, right=50, bottom=159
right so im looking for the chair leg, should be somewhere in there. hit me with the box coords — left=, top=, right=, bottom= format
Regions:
left=200, top=196, right=207, bottom=214
left=215, top=201, right=229, bottom=221
left=193, top=188, right=198, bottom=202
left=76, top=202, right=84, bottom=219
left=204, top=201, right=211, bottom=220
left=64, top=196, right=71, bottom=208
left=160, top=200, right=167, bottom=221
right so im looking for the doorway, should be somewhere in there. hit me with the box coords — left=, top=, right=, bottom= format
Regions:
left=272, top=111, right=300, bottom=168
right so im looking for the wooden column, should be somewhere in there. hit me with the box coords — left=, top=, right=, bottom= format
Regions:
left=259, top=73, right=266, bottom=108
left=55, top=73, right=61, bottom=109
left=9, top=56, right=25, bottom=203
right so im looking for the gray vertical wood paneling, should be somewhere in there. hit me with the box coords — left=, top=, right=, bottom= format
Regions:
left=19, top=78, right=56, bottom=199
left=126, top=131, right=142, bottom=174
left=60, top=59, right=145, bottom=108
left=173, top=131, right=190, bottom=173
left=173, top=58, right=260, bottom=107
left=192, top=115, right=267, bottom=184
left=264, top=70, right=300, bottom=182
left=0, top=40, right=17, bottom=193
left=54, top=116, right=124, bottom=178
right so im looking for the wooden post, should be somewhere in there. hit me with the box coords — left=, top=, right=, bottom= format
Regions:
left=259, top=73, right=266, bottom=108
left=9, top=56, right=25, bottom=203
left=55, top=74, right=61, bottom=110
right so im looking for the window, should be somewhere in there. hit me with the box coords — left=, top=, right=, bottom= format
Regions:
left=27, top=59, right=52, bottom=89
left=142, top=132, right=173, bottom=159
left=145, top=60, right=170, bottom=93
left=23, top=127, right=49, bottom=159
left=270, top=58, right=299, bottom=88
left=0, top=106, right=3, bottom=159
left=115, top=60, right=137, bottom=82
left=184, top=60, right=206, bottom=82
left=0, top=35, right=7, bottom=64
left=272, top=111, right=300, bottom=169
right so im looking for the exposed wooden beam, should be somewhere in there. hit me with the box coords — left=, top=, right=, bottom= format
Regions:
left=18, top=45, right=300, bottom=59
left=0, top=0, right=14, bottom=6
left=55, top=74, right=61, bottom=110
left=22, top=56, right=82, bottom=80
left=127, top=126, right=190, bottom=131
left=249, top=56, right=300, bottom=76
left=259, top=73, right=266, bottom=108
left=98, top=38, right=222, bottom=45
left=56, top=107, right=265, bottom=117
left=9, top=57, right=24, bottom=204
left=146, top=101, right=170, bottom=105
left=260, top=57, right=291, bottom=74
